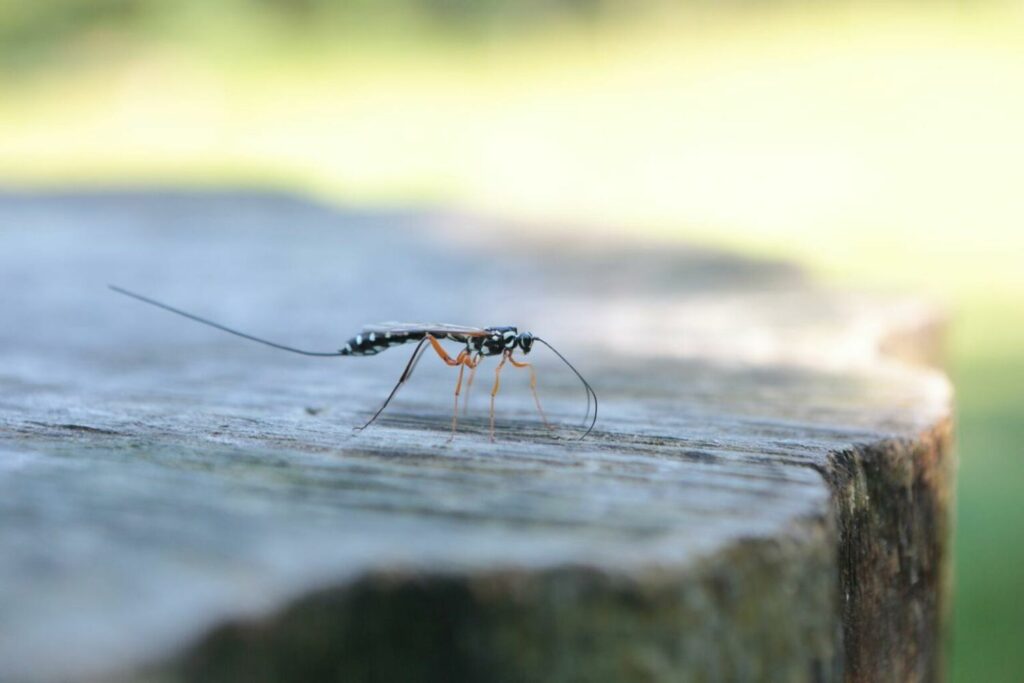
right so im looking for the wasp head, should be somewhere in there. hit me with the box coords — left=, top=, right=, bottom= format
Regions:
left=516, top=331, right=535, bottom=354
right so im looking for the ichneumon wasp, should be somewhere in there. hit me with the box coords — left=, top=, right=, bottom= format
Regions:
left=110, top=286, right=597, bottom=441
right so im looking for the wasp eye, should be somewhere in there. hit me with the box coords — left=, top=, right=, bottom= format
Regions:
left=517, top=332, right=534, bottom=353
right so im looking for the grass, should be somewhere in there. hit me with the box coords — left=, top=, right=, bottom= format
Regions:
left=1, top=2, right=1021, bottom=679
left=950, top=352, right=1024, bottom=681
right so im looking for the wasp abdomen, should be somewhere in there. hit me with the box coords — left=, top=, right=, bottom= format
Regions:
left=341, top=330, right=426, bottom=356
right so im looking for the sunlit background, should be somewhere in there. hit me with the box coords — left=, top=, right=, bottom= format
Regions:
left=1, top=1, right=1021, bottom=679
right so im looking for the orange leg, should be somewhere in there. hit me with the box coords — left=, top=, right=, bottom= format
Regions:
left=358, top=335, right=468, bottom=433
left=462, top=354, right=482, bottom=415
left=425, top=334, right=462, bottom=366
left=508, top=354, right=553, bottom=430
left=433, top=341, right=490, bottom=441
left=426, top=334, right=471, bottom=438
left=448, top=352, right=468, bottom=441
left=489, top=353, right=509, bottom=442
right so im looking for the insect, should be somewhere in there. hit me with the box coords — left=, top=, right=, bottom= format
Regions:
left=110, top=286, right=597, bottom=440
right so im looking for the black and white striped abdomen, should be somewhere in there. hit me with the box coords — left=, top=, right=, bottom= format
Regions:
left=340, top=330, right=427, bottom=356
left=339, top=329, right=482, bottom=356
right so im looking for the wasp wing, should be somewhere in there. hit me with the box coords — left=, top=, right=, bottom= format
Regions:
left=361, top=322, right=491, bottom=337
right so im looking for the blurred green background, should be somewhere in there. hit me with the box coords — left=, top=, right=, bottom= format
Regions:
left=1, top=1, right=1020, bottom=679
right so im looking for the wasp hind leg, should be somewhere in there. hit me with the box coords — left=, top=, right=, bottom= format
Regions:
left=447, top=350, right=477, bottom=442
left=357, top=334, right=465, bottom=433
left=355, top=337, right=430, bottom=432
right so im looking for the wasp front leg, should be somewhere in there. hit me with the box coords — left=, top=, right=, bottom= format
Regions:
left=508, top=353, right=554, bottom=431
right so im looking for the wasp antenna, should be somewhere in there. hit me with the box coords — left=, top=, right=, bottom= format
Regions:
left=535, top=338, right=597, bottom=439
left=109, top=285, right=345, bottom=357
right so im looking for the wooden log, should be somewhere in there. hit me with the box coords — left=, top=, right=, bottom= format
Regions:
left=0, top=191, right=953, bottom=682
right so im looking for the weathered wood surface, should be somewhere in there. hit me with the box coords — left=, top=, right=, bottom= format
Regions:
left=0, top=191, right=953, bottom=682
